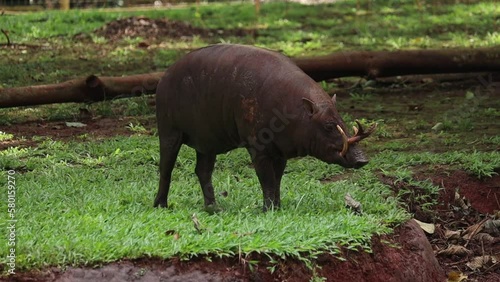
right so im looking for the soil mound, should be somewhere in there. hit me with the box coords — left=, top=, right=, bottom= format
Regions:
left=93, top=16, right=253, bottom=40
left=2, top=220, right=445, bottom=282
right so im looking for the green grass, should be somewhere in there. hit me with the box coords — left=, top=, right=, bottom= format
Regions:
left=1, top=132, right=498, bottom=271
left=1, top=1, right=498, bottom=88
left=0, top=135, right=409, bottom=270
left=374, top=150, right=500, bottom=178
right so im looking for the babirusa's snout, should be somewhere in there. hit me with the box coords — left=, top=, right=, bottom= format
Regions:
left=347, top=145, right=369, bottom=168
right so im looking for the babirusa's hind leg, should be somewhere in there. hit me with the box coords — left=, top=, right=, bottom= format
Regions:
left=195, top=151, right=217, bottom=208
left=154, top=130, right=183, bottom=208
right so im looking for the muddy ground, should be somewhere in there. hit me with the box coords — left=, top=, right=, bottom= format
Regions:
left=1, top=75, right=499, bottom=281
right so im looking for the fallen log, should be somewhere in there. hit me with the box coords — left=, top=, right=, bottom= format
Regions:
left=0, top=47, right=499, bottom=108
left=0, top=72, right=163, bottom=108
left=295, top=47, right=500, bottom=81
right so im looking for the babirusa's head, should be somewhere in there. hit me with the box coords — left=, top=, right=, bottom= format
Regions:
left=302, top=94, right=377, bottom=169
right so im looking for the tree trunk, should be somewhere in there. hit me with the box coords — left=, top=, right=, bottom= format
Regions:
left=0, top=47, right=499, bottom=108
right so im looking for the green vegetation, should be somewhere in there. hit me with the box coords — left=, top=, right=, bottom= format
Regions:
left=0, top=135, right=408, bottom=270
left=1, top=127, right=498, bottom=270
left=1, top=1, right=498, bottom=87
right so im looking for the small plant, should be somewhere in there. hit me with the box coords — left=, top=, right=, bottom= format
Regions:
left=485, top=136, right=500, bottom=146
left=461, top=151, right=499, bottom=179
left=483, top=107, right=500, bottom=117
left=320, top=81, right=337, bottom=93
left=90, top=34, right=107, bottom=44
left=123, top=36, right=144, bottom=45
left=46, top=104, right=79, bottom=121
left=441, top=133, right=461, bottom=147
left=310, top=270, right=327, bottom=282
left=126, top=122, right=148, bottom=134
left=381, top=140, right=410, bottom=151
left=92, top=100, right=115, bottom=116
left=121, top=96, right=154, bottom=116
left=0, top=131, right=14, bottom=141
left=349, top=92, right=372, bottom=102
left=382, top=168, right=413, bottom=184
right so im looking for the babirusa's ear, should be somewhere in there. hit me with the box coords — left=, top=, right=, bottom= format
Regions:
left=332, top=94, right=337, bottom=105
left=302, top=98, right=318, bottom=116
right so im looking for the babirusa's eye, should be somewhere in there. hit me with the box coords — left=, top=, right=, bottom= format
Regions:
left=324, top=123, right=335, bottom=132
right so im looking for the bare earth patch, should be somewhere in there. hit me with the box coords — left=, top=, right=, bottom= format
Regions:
left=382, top=170, right=500, bottom=282
left=85, top=16, right=255, bottom=42
left=0, top=116, right=156, bottom=151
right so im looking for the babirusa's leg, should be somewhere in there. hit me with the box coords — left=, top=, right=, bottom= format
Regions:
left=154, top=131, right=183, bottom=208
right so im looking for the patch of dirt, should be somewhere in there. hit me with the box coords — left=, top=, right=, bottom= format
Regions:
left=87, top=16, right=255, bottom=41
left=382, top=171, right=500, bottom=282
left=431, top=170, right=500, bottom=215
left=2, top=220, right=444, bottom=282
left=0, top=43, right=43, bottom=49
left=0, top=116, right=156, bottom=150
left=427, top=171, right=500, bottom=281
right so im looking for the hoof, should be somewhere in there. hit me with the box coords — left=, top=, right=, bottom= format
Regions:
left=153, top=200, right=168, bottom=208
left=204, top=204, right=222, bottom=214
left=262, top=203, right=280, bottom=212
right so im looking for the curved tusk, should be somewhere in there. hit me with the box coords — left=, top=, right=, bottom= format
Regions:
left=353, top=125, right=359, bottom=136
left=355, top=120, right=364, bottom=133
left=336, top=125, right=349, bottom=157
left=348, top=120, right=378, bottom=144
left=348, top=136, right=361, bottom=144
left=367, top=123, right=378, bottom=135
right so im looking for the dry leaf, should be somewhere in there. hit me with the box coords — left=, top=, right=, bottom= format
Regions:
left=165, top=229, right=180, bottom=240
left=414, top=219, right=435, bottom=234
left=192, top=213, right=203, bottom=234
left=493, top=210, right=500, bottom=219
left=436, top=245, right=473, bottom=257
left=473, top=232, right=498, bottom=244
left=454, top=191, right=469, bottom=210
left=65, top=122, right=87, bottom=128
left=484, top=219, right=500, bottom=236
left=447, top=271, right=467, bottom=282
left=444, top=229, right=461, bottom=241
left=462, top=222, right=485, bottom=240
left=165, top=229, right=176, bottom=236
left=344, top=193, right=362, bottom=214
left=466, top=255, right=499, bottom=270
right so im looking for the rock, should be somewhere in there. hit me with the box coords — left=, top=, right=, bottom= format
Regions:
left=318, top=219, right=445, bottom=282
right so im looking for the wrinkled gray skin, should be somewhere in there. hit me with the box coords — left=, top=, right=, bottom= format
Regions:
left=155, top=44, right=369, bottom=211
